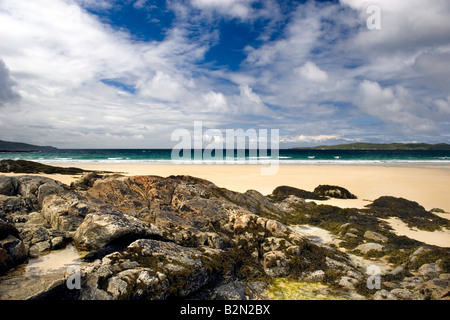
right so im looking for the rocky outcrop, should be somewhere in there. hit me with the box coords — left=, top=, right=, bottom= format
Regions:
left=313, top=185, right=357, bottom=199
left=0, top=175, right=66, bottom=211
left=0, top=159, right=86, bottom=175
left=0, top=216, right=27, bottom=272
left=1, top=172, right=449, bottom=300
left=268, top=186, right=327, bottom=202
left=368, top=196, right=450, bottom=231
left=73, top=211, right=163, bottom=250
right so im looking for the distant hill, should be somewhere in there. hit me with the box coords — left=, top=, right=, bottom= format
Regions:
left=0, top=140, right=57, bottom=152
left=293, top=142, right=450, bottom=150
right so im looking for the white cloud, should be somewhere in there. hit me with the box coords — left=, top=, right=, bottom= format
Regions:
left=0, top=0, right=449, bottom=147
left=294, top=61, right=328, bottom=83
left=137, top=71, right=189, bottom=102
left=341, top=0, right=450, bottom=55
left=192, top=0, right=253, bottom=19
left=280, top=134, right=354, bottom=144
left=355, top=80, right=437, bottom=133
left=202, top=91, right=228, bottom=113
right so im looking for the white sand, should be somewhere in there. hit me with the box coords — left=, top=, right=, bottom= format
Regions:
left=381, top=217, right=450, bottom=248
left=3, top=163, right=450, bottom=212
left=3, top=163, right=450, bottom=247
left=40, top=163, right=450, bottom=212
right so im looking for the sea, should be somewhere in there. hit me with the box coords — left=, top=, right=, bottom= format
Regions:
left=1, top=149, right=450, bottom=165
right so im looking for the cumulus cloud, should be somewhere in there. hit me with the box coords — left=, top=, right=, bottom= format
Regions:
left=280, top=134, right=352, bottom=143
left=355, top=80, right=437, bottom=133
left=191, top=0, right=254, bottom=20
left=341, top=0, right=450, bottom=55
left=294, top=61, right=328, bottom=83
left=0, top=58, right=19, bottom=107
left=0, top=0, right=449, bottom=147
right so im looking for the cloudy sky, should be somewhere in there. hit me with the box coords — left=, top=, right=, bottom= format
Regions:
left=0, top=0, right=449, bottom=148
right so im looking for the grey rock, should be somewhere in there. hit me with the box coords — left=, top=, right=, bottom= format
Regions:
left=0, top=234, right=27, bottom=272
left=338, top=276, right=358, bottom=290
left=51, top=236, right=65, bottom=249
left=73, top=211, right=162, bottom=250
left=355, top=242, right=384, bottom=254
left=418, top=263, right=441, bottom=280
left=313, top=185, right=357, bottom=199
left=0, top=194, right=31, bottom=214
left=41, top=192, right=91, bottom=232
left=17, top=176, right=65, bottom=209
left=387, top=265, right=406, bottom=279
left=413, top=274, right=450, bottom=300
left=401, top=276, right=424, bottom=289
left=390, top=288, right=414, bottom=300
left=373, top=289, right=397, bottom=300
left=0, top=176, right=19, bottom=196
left=304, top=270, right=326, bottom=282
left=345, top=232, right=358, bottom=238
left=262, top=250, right=289, bottom=277
left=212, top=282, right=246, bottom=300
left=364, top=230, right=388, bottom=243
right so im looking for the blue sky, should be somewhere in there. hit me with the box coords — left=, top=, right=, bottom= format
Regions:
left=0, top=0, right=449, bottom=148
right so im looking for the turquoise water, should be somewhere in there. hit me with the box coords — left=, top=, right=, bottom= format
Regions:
left=1, top=149, right=449, bottom=164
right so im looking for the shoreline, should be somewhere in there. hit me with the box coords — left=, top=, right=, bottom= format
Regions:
left=4, top=161, right=449, bottom=249
left=2, top=162, right=450, bottom=212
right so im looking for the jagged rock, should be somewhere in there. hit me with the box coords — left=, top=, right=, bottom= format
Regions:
left=368, top=197, right=449, bottom=231
left=16, top=176, right=66, bottom=208
left=387, top=265, right=406, bottom=280
left=313, top=185, right=357, bottom=199
left=338, top=276, right=358, bottom=290
left=0, top=176, right=66, bottom=215
left=364, top=230, right=388, bottom=243
left=390, top=288, right=414, bottom=300
left=263, top=251, right=289, bottom=277
left=212, top=282, right=246, bottom=300
left=0, top=174, right=370, bottom=300
left=373, top=289, right=397, bottom=300
left=73, top=211, right=163, bottom=251
left=0, top=194, right=31, bottom=214
left=401, top=276, right=424, bottom=289
left=265, top=219, right=289, bottom=238
left=24, top=212, right=48, bottom=226
left=0, top=176, right=19, bottom=196
left=273, top=195, right=307, bottom=212
left=355, top=242, right=385, bottom=254
left=70, top=172, right=103, bottom=191
left=413, top=274, right=450, bottom=300
left=0, top=235, right=27, bottom=272
left=210, top=281, right=268, bottom=300
left=418, top=263, right=441, bottom=280
left=41, top=192, right=92, bottom=232
left=268, top=185, right=327, bottom=201
left=408, top=246, right=434, bottom=270
left=0, top=216, right=27, bottom=272
left=80, top=239, right=221, bottom=300
left=303, top=270, right=326, bottom=282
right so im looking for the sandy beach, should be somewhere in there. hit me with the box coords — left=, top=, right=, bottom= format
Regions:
left=3, top=163, right=450, bottom=212
left=34, top=163, right=450, bottom=212
left=3, top=163, right=449, bottom=248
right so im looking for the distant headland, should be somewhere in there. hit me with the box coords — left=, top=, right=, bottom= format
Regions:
left=0, top=140, right=57, bottom=152
left=293, top=142, right=450, bottom=150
